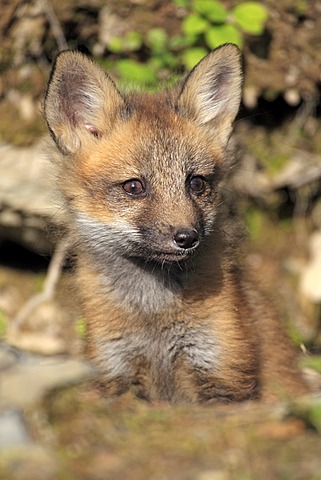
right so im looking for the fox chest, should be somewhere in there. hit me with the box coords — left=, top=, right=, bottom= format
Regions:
left=100, top=322, right=221, bottom=396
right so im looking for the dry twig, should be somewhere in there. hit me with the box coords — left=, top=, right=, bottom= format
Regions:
left=42, top=0, right=68, bottom=51
left=9, top=237, right=70, bottom=334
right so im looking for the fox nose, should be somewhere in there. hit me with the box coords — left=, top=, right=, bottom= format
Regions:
left=173, top=228, right=199, bottom=250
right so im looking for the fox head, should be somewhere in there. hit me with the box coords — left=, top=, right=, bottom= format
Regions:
left=44, top=44, right=242, bottom=265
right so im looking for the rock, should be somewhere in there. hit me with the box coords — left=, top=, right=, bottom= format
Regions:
left=0, top=410, right=30, bottom=449
left=6, top=332, right=67, bottom=356
left=0, top=342, right=95, bottom=409
left=0, top=342, right=94, bottom=479
left=0, top=139, right=65, bottom=253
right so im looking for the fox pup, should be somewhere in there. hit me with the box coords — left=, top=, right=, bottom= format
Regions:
left=44, top=44, right=308, bottom=403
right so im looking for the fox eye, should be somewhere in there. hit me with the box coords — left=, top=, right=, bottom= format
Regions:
left=122, top=178, right=145, bottom=196
left=189, top=176, right=206, bottom=194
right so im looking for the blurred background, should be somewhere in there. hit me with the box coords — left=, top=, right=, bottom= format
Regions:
left=0, top=1, right=321, bottom=478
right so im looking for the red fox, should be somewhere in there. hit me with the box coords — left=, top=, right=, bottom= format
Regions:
left=44, top=44, right=308, bottom=403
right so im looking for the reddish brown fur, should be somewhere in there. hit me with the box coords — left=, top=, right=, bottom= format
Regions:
left=44, top=45, right=308, bottom=403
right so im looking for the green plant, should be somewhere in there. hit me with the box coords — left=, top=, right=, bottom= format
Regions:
left=301, top=355, right=321, bottom=374
left=245, top=206, right=265, bottom=242
left=289, top=394, right=321, bottom=434
left=104, top=1, right=268, bottom=85
left=75, top=317, right=86, bottom=338
left=181, top=0, right=268, bottom=67
left=116, top=59, right=157, bottom=86
left=0, top=310, right=7, bottom=336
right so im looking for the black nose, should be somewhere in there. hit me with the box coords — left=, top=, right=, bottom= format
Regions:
left=173, top=228, right=199, bottom=250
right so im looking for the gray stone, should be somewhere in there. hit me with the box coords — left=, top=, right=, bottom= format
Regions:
left=0, top=410, right=30, bottom=449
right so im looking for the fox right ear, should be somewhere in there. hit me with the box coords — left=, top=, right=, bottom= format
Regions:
left=177, top=44, right=242, bottom=147
left=44, top=51, right=126, bottom=154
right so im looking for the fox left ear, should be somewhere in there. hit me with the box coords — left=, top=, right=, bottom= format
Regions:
left=177, top=44, right=242, bottom=146
left=44, top=50, right=126, bottom=155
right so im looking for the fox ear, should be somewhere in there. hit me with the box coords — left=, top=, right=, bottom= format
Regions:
left=44, top=51, right=126, bottom=154
left=177, top=44, right=242, bottom=146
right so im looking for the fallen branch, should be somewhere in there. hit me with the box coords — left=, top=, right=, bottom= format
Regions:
left=9, top=237, right=70, bottom=334
left=42, top=0, right=68, bottom=51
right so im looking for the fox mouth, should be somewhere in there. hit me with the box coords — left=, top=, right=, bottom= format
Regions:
left=143, top=247, right=198, bottom=264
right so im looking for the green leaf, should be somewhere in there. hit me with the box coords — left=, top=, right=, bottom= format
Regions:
left=75, top=317, right=86, bottom=338
left=108, top=37, right=124, bottom=53
left=146, top=28, right=168, bottom=52
left=0, top=310, right=7, bottom=336
left=301, top=356, right=321, bottom=373
left=174, top=0, right=189, bottom=6
left=150, top=51, right=178, bottom=70
left=169, top=34, right=197, bottom=50
left=161, top=52, right=178, bottom=68
left=182, top=13, right=210, bottom=36
left=108, top=31, right=142, bottom=53
left=205, top=24, right=243, bottom=49
left=233, top=2, right=268, bottom=35
left=245, top=207, right=264, bottom=241
left=116, top=59, right=157, bottom=86
left=123, top=31, right=143, bottom=51
left=181, top=47, right=208, bottom=70
left=309, top=403, right=321, bottom=432
left=193, top=0, right=228, bottom=23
